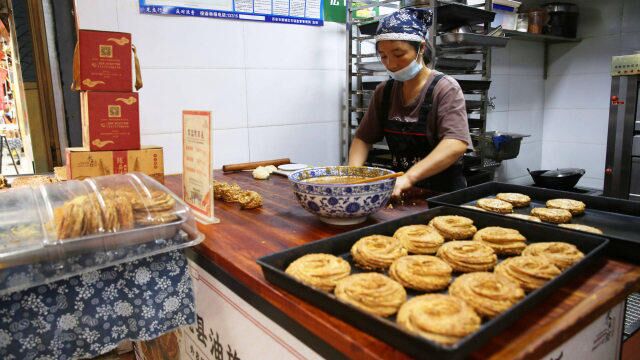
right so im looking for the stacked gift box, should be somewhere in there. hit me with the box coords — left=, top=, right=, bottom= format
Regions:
left=66, top=29, right=164, bottom=183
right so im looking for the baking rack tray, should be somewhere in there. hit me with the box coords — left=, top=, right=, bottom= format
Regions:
left=428, top=182, right=640, bottom=263
left=0, top=214, right=199, bottom=269
left=257, top=206, right=608, bottom=359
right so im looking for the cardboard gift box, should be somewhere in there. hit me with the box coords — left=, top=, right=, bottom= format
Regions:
left=81, top=91, right=140, bottom=151
left=73, top=29, right=142, bottom=92
left=66, top=146, right=164, bottom=183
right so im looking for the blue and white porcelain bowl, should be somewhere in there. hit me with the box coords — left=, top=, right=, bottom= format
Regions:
left=289, top=166, right=396, bottom=226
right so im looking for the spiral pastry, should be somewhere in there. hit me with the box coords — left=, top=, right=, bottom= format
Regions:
left=530, top=208, right=572, bottom=224
left=558, top=223, right=603, bottom=234
left=437, top=241, right=497, bottom=273
left=389, top=255, right=452, bottom=292
left=546, top=199, right=586, bottom=215
left=285, top=253, right=351, bottom=292
left=476, top=198, right=513, bottom=214
left=473, top=226, right=527, bottom=256
left=428, top=216, right=477, bottom=240
left=393, top=225, right=444, bottom=255
left=522, top=242, right=584, bottom=270
left=505, top=213, right=542, bottom=222
left=496, top=193, right=531, bottom=208
left=449, top=272, right=525, bottom=318
left=334, top=273, right=406, bottom=317
left=495, top=256, right=561, bottom=292
left=351, top=235, right=408, bottom=270
left=396, top=294, right=481, bottom=345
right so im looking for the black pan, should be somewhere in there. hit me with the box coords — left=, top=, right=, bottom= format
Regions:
left=527, top=168, right=585, bottom=190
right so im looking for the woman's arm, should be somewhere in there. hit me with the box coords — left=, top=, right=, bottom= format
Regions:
left=392, top=138, right=467, bottom=197
left=348, top=137, right=373, bottom=167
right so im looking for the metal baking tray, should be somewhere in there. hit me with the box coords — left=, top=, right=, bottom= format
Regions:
left=428, top=182, right=640, bottom=263
left=437, top=33, right=509, bottom=48
left=458, top=79, right=492, bottom=92
left=257, top=206, right=608, bottom=359
left=436, top=3, right=496, bottom=32
left=436, top=57, right=480, bottom=71
left=0, top=214, right=197, bottom=269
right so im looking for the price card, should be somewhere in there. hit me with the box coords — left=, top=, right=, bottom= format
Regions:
left=182, top=110, right=218, bottom=224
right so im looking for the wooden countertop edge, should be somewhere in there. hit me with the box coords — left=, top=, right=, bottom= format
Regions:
left=487, top=262, right=640, bottom=359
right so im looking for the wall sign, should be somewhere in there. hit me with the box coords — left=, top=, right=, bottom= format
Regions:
left=140, top=0, right=323, bottom=26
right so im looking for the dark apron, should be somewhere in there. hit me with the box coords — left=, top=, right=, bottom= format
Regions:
left=381, top=76, right=466, bottom=193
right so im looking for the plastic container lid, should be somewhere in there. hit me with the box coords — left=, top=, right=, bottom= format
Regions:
left=0, top=173, right=202, bottom=276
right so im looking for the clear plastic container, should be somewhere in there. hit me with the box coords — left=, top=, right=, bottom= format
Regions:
left=0, top=173, right=203, bottom=295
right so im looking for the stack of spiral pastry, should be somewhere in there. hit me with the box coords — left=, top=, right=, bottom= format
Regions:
left=393, top=225, right=444, bottom=254
left=334, top=273, right=406, bottom=317
left=389, top=255, right=452, bottom=292
left=428, top=216, right=477, bottom=240
left=449, top=272, right=524, bottom=318
left=472, top=226, right=527, bottom=256
left=285, top=253, right=351, bottom=292
left=351, top=235, right=408, bottom=270
left=522, top=242, right=584, bottom=270
left=397, top=294, right=481, bottom=345
left=494, top=256, right=561, bottom=292
left=436, top=241, right=497, bottom=272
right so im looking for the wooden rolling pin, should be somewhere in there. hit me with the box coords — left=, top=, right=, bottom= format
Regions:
left=222, top=158, right=291, bottom=172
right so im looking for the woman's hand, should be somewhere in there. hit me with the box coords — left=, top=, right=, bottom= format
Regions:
left=392, top=174, right=413, bottom=199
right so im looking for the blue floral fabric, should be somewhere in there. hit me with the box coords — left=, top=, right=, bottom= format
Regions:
left=375, top=8, right=433, bottom=43
left=0, top=250, right=195, bottom=360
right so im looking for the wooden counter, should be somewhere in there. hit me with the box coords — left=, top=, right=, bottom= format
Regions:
left=165, top=172, right=640, bottom=359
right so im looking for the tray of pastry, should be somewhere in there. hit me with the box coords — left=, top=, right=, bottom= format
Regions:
left=257, top=206, right=607, bottom=359
left=428, top=182, right=640, bottom=263
left=0, top=172, right=202, bottom=269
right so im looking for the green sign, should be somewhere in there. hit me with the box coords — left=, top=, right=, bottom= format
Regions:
left=324, top=0, right=346, bottom=24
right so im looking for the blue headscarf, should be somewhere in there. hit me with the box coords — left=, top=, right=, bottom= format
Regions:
left=375, top=8, right=433, bottom=43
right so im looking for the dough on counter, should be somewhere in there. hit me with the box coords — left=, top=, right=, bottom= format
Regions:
left=252, top=166, right=271, bottom=180
left=265, top=165, right=278, bottom=173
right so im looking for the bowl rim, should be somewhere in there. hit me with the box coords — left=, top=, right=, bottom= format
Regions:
left=288, top=166, right=397, bottom=187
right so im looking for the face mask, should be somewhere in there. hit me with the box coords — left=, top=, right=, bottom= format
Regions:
left=387, top=51, right=422, bottom=82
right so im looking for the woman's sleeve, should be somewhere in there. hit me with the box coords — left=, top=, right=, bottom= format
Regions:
left=354, top=82, right=386, bottom=144
left=436, top=79, right=472, bottom=146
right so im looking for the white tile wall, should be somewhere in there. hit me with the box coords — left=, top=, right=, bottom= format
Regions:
left=139, top=68, right=248, bottom=135
left=547, top=35, right=621, bottom=76
left=575, top=0, right=624, bottom=38
left=486, top=40, right=546, bottom=182
left=486, top=111, right=508, bottom=132
left=622, top=0, right=640, bottom=33
left=508, top=76, right=544, bottom=111
left=488, top=75, right=510, bottom=112
left=75, top=0, right=119, bottom=31
left=544, top=74, right=612, bottom=110
left=76, top=0, right=347, bottom=173
left=248, top=122, right=340, bottom=165
left=508, top=41, right=544, bottom=76
left=245, top=69, right=343, bottom=127
left=244, top=21, right=343, bottom=70
left=541, top=0, right=637, bottom=190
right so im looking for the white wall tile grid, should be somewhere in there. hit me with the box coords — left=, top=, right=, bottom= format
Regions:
left=76, top=0, right=346, bottom=174
left=541, top=0, right=640, bottom=189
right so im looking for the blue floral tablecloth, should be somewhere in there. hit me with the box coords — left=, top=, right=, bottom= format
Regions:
left=0, top=250, right=196, bottom=360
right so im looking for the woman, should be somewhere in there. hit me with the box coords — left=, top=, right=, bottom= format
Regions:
left=348, top=8, right=471, bottom=198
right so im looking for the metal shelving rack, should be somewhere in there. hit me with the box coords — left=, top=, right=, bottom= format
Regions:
left=342, top=0, right=508, bottom=185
